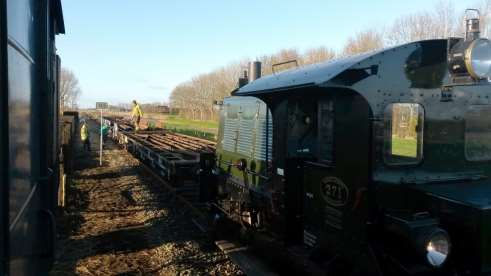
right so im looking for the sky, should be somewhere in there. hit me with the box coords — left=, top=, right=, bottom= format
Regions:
left=57, top=0, right=472, bottom=108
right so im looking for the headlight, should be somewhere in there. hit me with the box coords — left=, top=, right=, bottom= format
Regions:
left=465, top=38, right=491, bottom=79
left=383, top=214, right=452, bottom=269
left=424, top=229, right=451, bottom=267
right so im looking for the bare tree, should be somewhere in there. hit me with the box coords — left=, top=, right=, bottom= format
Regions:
left=60, top=68, right=81, bottom=111
left=386, top=1, right=460, bottom=45
left=259, top=48, right=300, bottom=76
left=479, top=0, right=491, bottom=37
left=170, top=59, right=249, bottom=120
left=386, top=12, right=436, bottom=45
left=170, top=47, right=333, bottom=121
left=169, top=1, right=491, bottom=122
left=301, top=46, right=336, bottom=65
left=342, top=29, right=384, bottom=56
left=434, top=0, right=460, bottom=38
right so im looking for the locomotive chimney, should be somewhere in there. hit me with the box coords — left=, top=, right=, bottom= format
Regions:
left=465, top=9, right=480, bottom=41
left=238, top=70, right=249, bottom=88
left=248, top=61, right=262, bottom=82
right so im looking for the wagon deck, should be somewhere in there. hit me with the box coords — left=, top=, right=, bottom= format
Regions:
left=103, top=117, right=216, bottom=204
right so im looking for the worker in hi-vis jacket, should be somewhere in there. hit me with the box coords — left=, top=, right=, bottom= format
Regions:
left=80, top=120, right=90, bottom=151
left=131, top=100, right=143, bottom=132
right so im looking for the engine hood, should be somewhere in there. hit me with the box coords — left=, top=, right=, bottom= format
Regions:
left=415, top=180, right=491, bottom=210
left=414, top=180, right=491, bottom=273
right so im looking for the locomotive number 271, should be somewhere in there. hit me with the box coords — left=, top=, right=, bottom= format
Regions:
left=320, top=177, right=349, bottom=207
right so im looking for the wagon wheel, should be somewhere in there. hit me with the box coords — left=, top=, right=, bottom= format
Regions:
left=237, top=201, right=255, bottom=243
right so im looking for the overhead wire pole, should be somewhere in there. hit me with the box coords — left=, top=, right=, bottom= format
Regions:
left=96, top=102, right=108, bottom=166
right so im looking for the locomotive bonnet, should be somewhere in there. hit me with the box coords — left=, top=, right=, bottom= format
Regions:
left=213, top=9, right=491, bottom=275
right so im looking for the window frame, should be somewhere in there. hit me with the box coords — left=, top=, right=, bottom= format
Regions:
left=383, top=102, right=425, bottom=167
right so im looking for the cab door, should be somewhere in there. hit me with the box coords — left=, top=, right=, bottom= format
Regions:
left=303, top=91, right=374, bottom=268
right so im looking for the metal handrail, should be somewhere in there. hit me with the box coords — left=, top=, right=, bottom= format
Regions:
left=272, top=59, right=298, bottom=74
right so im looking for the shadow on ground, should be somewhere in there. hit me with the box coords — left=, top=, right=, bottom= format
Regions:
left=51, top=119, right=241, bottom=275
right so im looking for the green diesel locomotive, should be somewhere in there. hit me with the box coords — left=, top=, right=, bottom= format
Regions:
left=212, top=10, right=491, bottom=275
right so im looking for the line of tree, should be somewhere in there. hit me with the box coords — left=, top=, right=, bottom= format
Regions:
left=108, top=102, right=171, bottom=113
left=170, top=0, right=491, bottom=121
left=60, top=67, right=82, bottom=112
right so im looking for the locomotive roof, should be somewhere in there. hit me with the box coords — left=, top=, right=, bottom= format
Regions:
left=235, top=42, right=415, bottom=95
left=53, top=0, right=65, bottom=34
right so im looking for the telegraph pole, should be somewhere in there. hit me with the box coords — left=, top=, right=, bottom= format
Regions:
left=96, top=102, right=108, bottom=166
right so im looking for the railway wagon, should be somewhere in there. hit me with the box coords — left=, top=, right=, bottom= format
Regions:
left=0, top=0, right=65, bottom=275
left=213, top=11, right=491, bottom=275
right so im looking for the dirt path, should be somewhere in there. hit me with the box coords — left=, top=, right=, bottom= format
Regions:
left=50, top=120, right=241, bottom=276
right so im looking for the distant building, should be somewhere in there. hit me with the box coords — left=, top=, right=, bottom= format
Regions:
left=156, top=105, right=170, bottom=113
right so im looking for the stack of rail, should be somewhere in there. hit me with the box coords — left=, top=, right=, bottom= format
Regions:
left=105, top=116, right=216, bottom=203
left=108, top=116, right=134, bottom=131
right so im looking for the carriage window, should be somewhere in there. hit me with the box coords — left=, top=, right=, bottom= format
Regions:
left=465, top=105, right=491, bottom=161
left=384, top=103, right=424, bottom=165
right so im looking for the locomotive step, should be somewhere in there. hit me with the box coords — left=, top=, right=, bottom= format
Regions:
left=215, top=240, right=277, bottom=276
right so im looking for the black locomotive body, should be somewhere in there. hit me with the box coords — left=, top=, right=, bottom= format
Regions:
left=0, top=0, right=64, bottom=275
left=214, top=16, right=491, bottom=275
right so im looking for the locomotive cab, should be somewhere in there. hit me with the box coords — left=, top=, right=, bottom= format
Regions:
left=279, top=87, right=375, bottom=271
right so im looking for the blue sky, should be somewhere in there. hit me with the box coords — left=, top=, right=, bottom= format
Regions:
left=58, top=0, right=471, bottom=108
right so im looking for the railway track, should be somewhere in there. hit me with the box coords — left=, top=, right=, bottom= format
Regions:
left=53, top=120, right=242, bottom=275
left=136, top=152, right=278, bottom=276
left=103, top=117, right=279, bottom=275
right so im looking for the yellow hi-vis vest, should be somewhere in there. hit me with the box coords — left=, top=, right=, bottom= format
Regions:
left=81, top=124, right=89, bottom=141
left=132, top=104, right=143, bottom=117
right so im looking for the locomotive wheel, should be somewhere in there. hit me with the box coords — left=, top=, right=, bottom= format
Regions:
left=210, top=212, right=243, bottom=242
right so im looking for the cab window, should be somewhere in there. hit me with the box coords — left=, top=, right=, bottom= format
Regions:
left=287, top=99, right=317, bottom=157
left=384, top=103, right=424, bottom=165
left=465, top=105, right=491, bottom=161
left=318, top=100, right=334, bottom=162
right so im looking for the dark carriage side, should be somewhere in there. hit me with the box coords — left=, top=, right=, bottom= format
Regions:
left=0, top=0, right=65, bottom=275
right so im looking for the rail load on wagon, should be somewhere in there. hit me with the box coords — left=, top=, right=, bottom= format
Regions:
left=103, top=114, right=217, bottom=203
